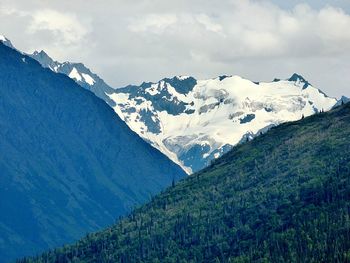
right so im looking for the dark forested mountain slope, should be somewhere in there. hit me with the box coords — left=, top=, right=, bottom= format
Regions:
left=0, top=43, right=185, bottom=262
left=23, top=102, right=350, bottom=263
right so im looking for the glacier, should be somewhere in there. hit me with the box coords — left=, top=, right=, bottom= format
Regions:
left=1, top=35, right=339, bottom=174
left=109, top=74, right=337, bottom=173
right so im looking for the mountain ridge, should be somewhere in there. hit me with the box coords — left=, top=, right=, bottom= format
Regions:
left=0, top=35, right=15, bottom=49
left=29, top=50, right=116, bottom=106
left=110, top=74, right=337, bottom=173
left=21, top=100, right=350, bottom=262
left=1, top=36, right=343, bottom=174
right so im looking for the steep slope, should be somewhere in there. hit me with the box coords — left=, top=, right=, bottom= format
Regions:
left=27, top=47, right=338, bottom=174
left=29, top=50, right=116, bottom=106
left=110, top=75, right=337, bottom=173
left=0, top=43, right=185, bottom=262
left=23, top=102, right=350, bottom=263
left=334, top=95, right=350, bottom=107
left=0, top=35, right=15, bottom=49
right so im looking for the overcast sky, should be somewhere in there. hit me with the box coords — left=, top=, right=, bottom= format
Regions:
left=0, top=0, right=349, bottom=98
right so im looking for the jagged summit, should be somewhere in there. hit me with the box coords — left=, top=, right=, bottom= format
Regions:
left=334, top=95, right=350, bottom=108
left=219, top=75, right=231, bottom=81
left=288, top=73, right=311, bottom=88
left=32, top=50, right=53, bottom=61
left=0, top=35, right=7, bottom=42
left=340, top=95, right=350, bottom=102
left=174, top=75, right=192, bottom=80
left=0, top=34, right=15, bottom=49
left=29, top=49, right=116, bottom=106
left=3, top=33, right=338, bottom=174
left=288, top=73, right=306, bottom=82
left=31, top=50, right=57, bottom=71
left=161, top=76, right=197, bottom=94
left=32, top=50, right=49, bottom=57
left=109, top=74, right=337, bottom=173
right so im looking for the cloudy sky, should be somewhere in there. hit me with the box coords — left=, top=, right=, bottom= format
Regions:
left=0, top=0, right=349, bottom=97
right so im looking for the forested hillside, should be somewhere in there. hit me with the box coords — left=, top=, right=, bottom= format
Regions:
left=21, top=103, right=350, bottom=262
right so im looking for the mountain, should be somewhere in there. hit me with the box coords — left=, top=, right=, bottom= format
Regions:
left=29, top=50, right=116, bottom=106
left=22, top=101, right=350, bottom=262
left=334, top=95, right=350, bottom=108
left=27, top=48, right=338, bottom=174
left=109, top=74, right=337, bottom=173
left=0, top=42, right=185, bottom=262
left=0, top=35, right=15, bottom=49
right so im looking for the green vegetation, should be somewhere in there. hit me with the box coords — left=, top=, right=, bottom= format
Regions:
left=21, top=103, right=350, bottom=262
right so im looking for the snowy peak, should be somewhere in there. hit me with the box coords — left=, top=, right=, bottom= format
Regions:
left=160, top=76, right=197, bottom=94
left=1, top=35, right=114, bottom=105
left=30, top=50, right=97, bottom=86
left=288, top=73, right=306, bottom=82
left=32, top=50, right=57, bottom=71
left=0, top=35, right=15, bottom=49
left=32, top=50, right=53, bottom=61
left=30, top=50, right=116, bottom=106
left=109, top=74, right=337, bottom=173
left=287, top=73, right=311, bottom=89
left=67, top=65, right=95, bottom=85
left=2, top=35, right=340, bottom=175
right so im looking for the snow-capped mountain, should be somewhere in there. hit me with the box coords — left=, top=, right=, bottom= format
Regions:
left=30, top=50, right=116, bottom=106
left=0, top=35, right=15, bottom=49
left=21, top=39, right=337, bottom=174
left=0, top=36, right=115, bottom=106
left=107, top=74, right=337, bottom=173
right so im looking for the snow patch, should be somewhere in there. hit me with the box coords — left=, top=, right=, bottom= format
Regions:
left=68, top=68, right=82, bottom=82
left=176, top=75, right=190, bottom=80
left=110, top=74, right=337, bottom=174
left=82, top=73, right=95, bottom=85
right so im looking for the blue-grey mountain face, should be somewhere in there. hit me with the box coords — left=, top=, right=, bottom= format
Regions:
left=30, top=50, right=116, bottom=106
left=334, top=96, right=350, bottom=108
left=288, top=73, right=311, bottom=88
left=0, top=43, right=185, bottom=262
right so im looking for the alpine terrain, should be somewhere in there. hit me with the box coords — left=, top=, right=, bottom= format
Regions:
left=0, top=41, right=185, bottom=262
left=29, top=50, right=116, bottom=106
left=27, top=45, right=338, bottom=174
left=21, top=100, right=350, bottom=262
left=109, top=75, right=337, bottom=173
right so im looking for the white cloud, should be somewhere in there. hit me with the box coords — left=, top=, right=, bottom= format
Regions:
left=27, top=9, right=90, bottom=45
left=124, top=1, right=350, bottom=60
left=215, top=2, right=350, bottom=59
left=128, top=14, right=178, bottom=34
left=195, top=14, right=223, bottom=34
left=317, top=6, right=350, bottom=48
left=0, top=0, right=350, bottom=97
